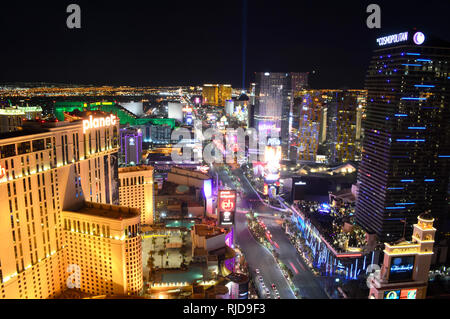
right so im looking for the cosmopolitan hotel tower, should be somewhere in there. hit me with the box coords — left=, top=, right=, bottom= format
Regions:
left=356, top=30, right=450, bottom=243
left=0, top=112, right=143, bottom=299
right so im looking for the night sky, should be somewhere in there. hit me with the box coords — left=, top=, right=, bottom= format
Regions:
left=0, top=0, right=449, bottom=89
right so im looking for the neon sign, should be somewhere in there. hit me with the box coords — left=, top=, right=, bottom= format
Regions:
left=376, top=32, right=408, bottom=46
left=83, top=114, right=117, bottom=133
left=219, top=190, right=236, bottom=226
left=384, top=288, right=417, bottom=299
left=413, top=32, right=425, bottom=45
left=258, top=123, right=281, bottom=132
left=384, top=290, right=400, bottom=299
left=203, top=179, right=212, bottom=199
left=221, top=199, right=235, bottom=211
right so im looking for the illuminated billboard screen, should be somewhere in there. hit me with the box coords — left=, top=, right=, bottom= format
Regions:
left=292, top=177, right=307, bottom=201
left=218, top=190, right=236, bottom=226
left=389, top=256, right=415, bottom=282
left=219, top=190, right=236, bottom=212
left=384, top=288, right=417, bottom=300
left=384, top=290, right=400, bottom=299
left=203, top=179, right=212, bottom=199
left=400, top=289, right=417, bottom=299
left=264, top=146, right=281, bottom=169
left=219, top=210, right=234, bottom=226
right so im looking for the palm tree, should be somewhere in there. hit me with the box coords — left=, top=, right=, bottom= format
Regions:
left=152, top=237, right=157, bottom=251
left=158, top=249, right=165, bottom=268
left=287, top=268, right=294, bottom=279
left=147, top=255, right=155, bottom=270
left=147, top=256, right=155, bottom=281
left=179, top=245, right=187, bottom=265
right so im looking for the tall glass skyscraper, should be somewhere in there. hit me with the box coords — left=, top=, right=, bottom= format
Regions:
left=356, top=30, right=450, bottom=242
left=254, top=72, right=308, bottom=159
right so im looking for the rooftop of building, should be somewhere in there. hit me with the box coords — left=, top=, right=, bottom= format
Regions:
left=192, top=224, right=226, bottom=239
left=289, top=161, right=359, bottom=176
left=156, top=181, right=196, bottom=197
left=330, top=188, right=356, bottom=202
left=170, top=166, right=210, bottom=180
left=66, top=201, right=140, bottom=220
left=0, top=128, right=48, bottom=140
left=226, top=272, right=249, bottom=284
left=118, top=165, right=153, bottom=173
left=237, top=93, right=249, bottom=101
left=419, top=212, right=434, bottom=221
left=0, top=107, right=25, bottom=115
left=0, top=119, right=80, bottom=140
left=385, top=239, right=417, bottom=247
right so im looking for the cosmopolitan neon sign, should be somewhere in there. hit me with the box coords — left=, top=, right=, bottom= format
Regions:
left=83, top=114, right=117, bottom=133
left=376, top=32, right=408, bottom=46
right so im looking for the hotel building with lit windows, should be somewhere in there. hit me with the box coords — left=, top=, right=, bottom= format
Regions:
left=254, top=72, right=308, bottom=160
left=0, top=108, right=25, bottom=133
left=63, top=202, right=143, bottom=296
left=0, top=113, right=143, bottom=298
left=355, top=30, right=450, bottom=242
left=202, top=84, right=232, bottom=107
left=118, top=165, right=155, bottom=225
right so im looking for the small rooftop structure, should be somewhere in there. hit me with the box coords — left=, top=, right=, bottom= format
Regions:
left=118, top=165, right=153, bottom=173
left=68, top=201, right=140, bottom=220
left=192, top=224, right=226, bottom=239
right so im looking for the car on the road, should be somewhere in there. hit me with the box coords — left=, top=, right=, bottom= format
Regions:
left=255, top=269, right=260, bottom=275
left=275, top=291, right=280, bottom=299
left=271, top=284, right=276, bottom=290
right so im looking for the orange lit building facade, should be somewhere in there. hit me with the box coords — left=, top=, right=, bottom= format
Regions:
left=63, top=202, right=143, bottom=296
left=202, top=84, right=232, bottom=107
left=118, top=165, right=155, bottom=225
left=0, top=116, right=143, bottom=298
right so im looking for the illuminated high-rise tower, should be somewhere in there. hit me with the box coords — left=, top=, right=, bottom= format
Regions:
left=355, top=30, right=450, bottom=242
left=202, top=84, right=232, bottom=107
left=254, top=72, right=308, bottom=159
left=0, top=114, right=143, bottom=298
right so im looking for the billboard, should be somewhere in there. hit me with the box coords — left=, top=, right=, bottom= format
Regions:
left=384, top=288, right=417, bottom=299
left=292, top=177, right=307, bottom=201
left=219, top=211, right=234, bottom=226
left=389, top=256, right=415, bottom=282
left=203, top=179, right=212, bottom=199
left=218, top=190, right=236, bottom=226
left=383, top=290, right=400, bottom=299
left=400, top=289, right=417, bottom=299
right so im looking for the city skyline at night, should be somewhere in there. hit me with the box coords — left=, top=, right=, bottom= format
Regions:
left=0, top=0, right=449, bottom=308
left=0, top=1, right=448, bottom=88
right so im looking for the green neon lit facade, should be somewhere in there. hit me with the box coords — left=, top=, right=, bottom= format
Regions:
left=54, top=101, right=176, bottom=128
